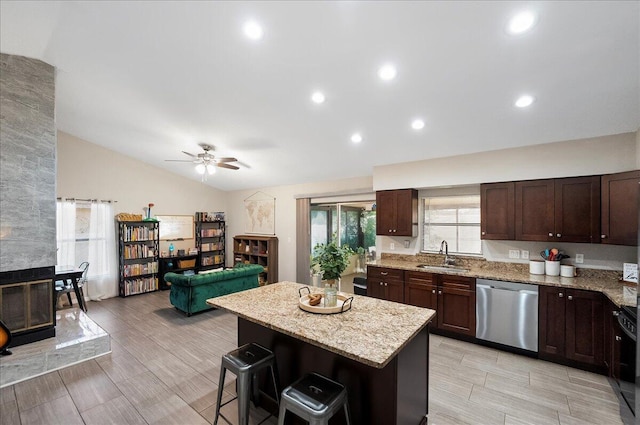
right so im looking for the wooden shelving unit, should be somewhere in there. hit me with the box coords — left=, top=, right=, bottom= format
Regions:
left=233, top=235, right=278, bottom=285
left=196, top=219, right=225, bottom=271
left=117, top=221, right=159, bottom=297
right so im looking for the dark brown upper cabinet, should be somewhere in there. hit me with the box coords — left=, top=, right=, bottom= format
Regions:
left=601, top=170, right=640, bottom=246
left=515, top=176, right=600, bottom=243
left=480, top=182, right=515, bottom=240
left=376, top=189, right=418, bottom=237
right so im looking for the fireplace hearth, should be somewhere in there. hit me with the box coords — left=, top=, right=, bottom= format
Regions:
left=0, top=266, right=55, bottom=347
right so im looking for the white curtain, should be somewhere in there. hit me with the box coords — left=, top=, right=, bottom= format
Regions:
left=87, top=202, right=117, bottom=300
left=56, top=201, right=76, bottom=268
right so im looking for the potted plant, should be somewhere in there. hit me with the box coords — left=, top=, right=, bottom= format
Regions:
left=311, top=239, right=353, bottom=306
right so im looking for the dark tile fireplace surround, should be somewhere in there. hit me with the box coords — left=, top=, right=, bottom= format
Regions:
left=0, top=267, right=56, bottom=347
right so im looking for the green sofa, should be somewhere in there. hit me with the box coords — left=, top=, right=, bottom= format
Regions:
left=165, top=263, right=264, bottom=316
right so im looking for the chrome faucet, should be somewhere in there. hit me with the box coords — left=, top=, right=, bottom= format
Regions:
left=439, top=240, right=456, bottom=266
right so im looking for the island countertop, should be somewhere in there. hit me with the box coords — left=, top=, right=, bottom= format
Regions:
left=206, top=281, right=436, bottom=369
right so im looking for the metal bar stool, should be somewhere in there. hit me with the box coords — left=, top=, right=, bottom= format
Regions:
left=214, top=342, right=280, bottom=425
left=277, top=372, right=351, bottom=425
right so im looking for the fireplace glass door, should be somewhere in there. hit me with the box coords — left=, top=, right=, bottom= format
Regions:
left=0, top=279, right=53, bottom=333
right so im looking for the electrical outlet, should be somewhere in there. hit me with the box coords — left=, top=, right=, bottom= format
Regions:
left=404, top=240, right=410, bottom=248
left=390, top=242, right=395, bottom=250
left=575, top=253, right=584, bottom=264
left=509, top=250, right=520, bottom=259
left=521, top=250, right=529, bottom=259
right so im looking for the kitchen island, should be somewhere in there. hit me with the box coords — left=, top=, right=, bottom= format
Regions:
left=207, top=281, right=436, bottom=424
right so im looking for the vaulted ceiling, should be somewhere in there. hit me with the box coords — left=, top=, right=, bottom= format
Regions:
left=1, top=1, right=638, bottom=191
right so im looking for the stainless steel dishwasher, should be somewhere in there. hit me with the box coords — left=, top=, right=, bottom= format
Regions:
left=476, top=279, right=538, bottom=352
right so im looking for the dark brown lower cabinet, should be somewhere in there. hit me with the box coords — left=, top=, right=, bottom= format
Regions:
left=405, top=272, right=475, bottom=337
left=539, top=286, right=604, bottom=370
left=367, top=266, right=404, bottom=303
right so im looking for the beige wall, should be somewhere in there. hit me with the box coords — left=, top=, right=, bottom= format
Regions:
left=374, top=132, right=637, bottom=190
left=57, top=131, right=227, bottom=254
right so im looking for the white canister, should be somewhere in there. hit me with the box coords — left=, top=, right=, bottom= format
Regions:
left=545, top=260, right=560, bottom=276
left=529, top=260, right=545, bottom=275
left=560, top=265, right=576, bottom=278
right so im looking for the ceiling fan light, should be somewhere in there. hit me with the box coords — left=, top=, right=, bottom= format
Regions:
left=206, top=164, right=216, bottom=175
left=195, top=163, right=206, bottom=174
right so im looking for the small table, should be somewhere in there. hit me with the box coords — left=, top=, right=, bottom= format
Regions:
left=55, top=266, right=86, bottom=312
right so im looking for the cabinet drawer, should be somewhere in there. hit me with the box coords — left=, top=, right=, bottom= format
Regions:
left=367, top=266, right=404, bottom=282
left=405, top=271, right=436, bottom=286
left=440, top=275, right=475, bottom=291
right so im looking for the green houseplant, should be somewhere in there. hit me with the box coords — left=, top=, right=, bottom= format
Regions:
left=311, top=240, right=353, bottom=284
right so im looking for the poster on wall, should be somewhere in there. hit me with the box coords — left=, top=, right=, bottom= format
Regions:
left=244, top=191, right=275, bottom=235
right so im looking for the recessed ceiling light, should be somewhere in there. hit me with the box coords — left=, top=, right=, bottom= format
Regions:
left=311, top=91, right=325, bottom=104
left=378, top=64, right=397, bottom=81
left=411, top=119, right=425, bottom=130
left=515, top=95, right=535, bottom=108
left=243, top=21, right=263, bottom=40
left=351, top=133, right=363, bottom=143
left=507, top=11, right=537, bottom=34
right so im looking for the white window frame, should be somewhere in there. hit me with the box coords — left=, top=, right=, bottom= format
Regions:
left=421, top=194, right=482, bottom=255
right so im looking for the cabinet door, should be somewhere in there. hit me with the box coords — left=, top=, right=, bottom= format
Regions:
left=565, top=289, right=604, bottom=366
left=405, top=272, right=437, bottom=310
left=601, top=170, right=640, bottom=246
left=376, top=191, right=397, bottom=235
left=481, top=182, right=515, bottom=240
left=386, top=279, right=405, bottom=303
left=538, top=286, right=566, bottom=356
left=515, top=180, right=555, bottom=241
left=437, top=275, right=475, bottom=336
left=554, top=176, right=600, bottom=243
left=394, top=189, right=418, bottom=236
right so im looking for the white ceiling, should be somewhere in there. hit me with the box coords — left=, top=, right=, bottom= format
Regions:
left=1, top=1, right=638, bottom=191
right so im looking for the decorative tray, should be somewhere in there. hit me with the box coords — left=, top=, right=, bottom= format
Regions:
left=298, top=287, right=353, bottom=315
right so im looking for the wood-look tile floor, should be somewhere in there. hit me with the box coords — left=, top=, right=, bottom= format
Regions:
left=0, top=291, right=626, bottom=425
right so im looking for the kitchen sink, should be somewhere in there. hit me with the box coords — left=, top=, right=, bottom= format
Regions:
left=415, top=265, right=469, bottom=273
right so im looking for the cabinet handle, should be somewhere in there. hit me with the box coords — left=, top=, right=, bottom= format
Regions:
left=613, top=311, right=620, bottom=317
left=393, top=229, right=397, bottom=233
left=548, top=232, right=553, bottom=237
left=432, top=289, right=436, bottom=294
left=380, top=272, right=388, bottom=276
left=616, top=336, right=622, bottom=341
left=481, top=231, right=486, bottom=235
left=388, top=229, right=392, bottom=233
left=601, top=234, right=607, bottom=239
left=384, top=282, right=388, bottom=286
left=558, top=292, right=564, bottom=298
left=556, top=233, right=561, bottom=238
left=379, top=282, right=383, bottom=286
left=438, top=290, right=442, bottom=295
left=567, top=295, right=573, bottom=301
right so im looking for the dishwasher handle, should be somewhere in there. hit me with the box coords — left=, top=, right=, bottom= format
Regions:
left=476, top=283, right=538, bottom=296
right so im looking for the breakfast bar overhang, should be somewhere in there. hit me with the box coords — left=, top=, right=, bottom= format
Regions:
left=207, top=281, right=436, bottom=424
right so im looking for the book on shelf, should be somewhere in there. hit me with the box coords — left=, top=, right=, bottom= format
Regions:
left=195, top=211, right=225, bottom=222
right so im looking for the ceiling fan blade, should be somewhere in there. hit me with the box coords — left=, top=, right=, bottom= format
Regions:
left=182, top=151, right=197, bottom=158
left=216, top=163, right=239, bottom=170
left=165, top=159, right=196, bottom=163
left=216, top=157, right=238, bottom=163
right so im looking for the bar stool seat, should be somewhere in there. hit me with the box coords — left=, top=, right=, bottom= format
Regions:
left=214, top=342, right=279, bottom=425
left=277, top=372, right=350, bottom=425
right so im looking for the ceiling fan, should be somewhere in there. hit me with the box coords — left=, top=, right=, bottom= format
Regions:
left=165, top=144, right=239, bottom=176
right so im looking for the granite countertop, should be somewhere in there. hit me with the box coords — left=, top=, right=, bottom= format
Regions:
left=369, top=255, right=636, bottom=308
left=206, top=281, right=436, bottom=369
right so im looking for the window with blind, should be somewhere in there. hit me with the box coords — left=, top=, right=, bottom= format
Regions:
left=422, top=195, right=482, bottom=255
